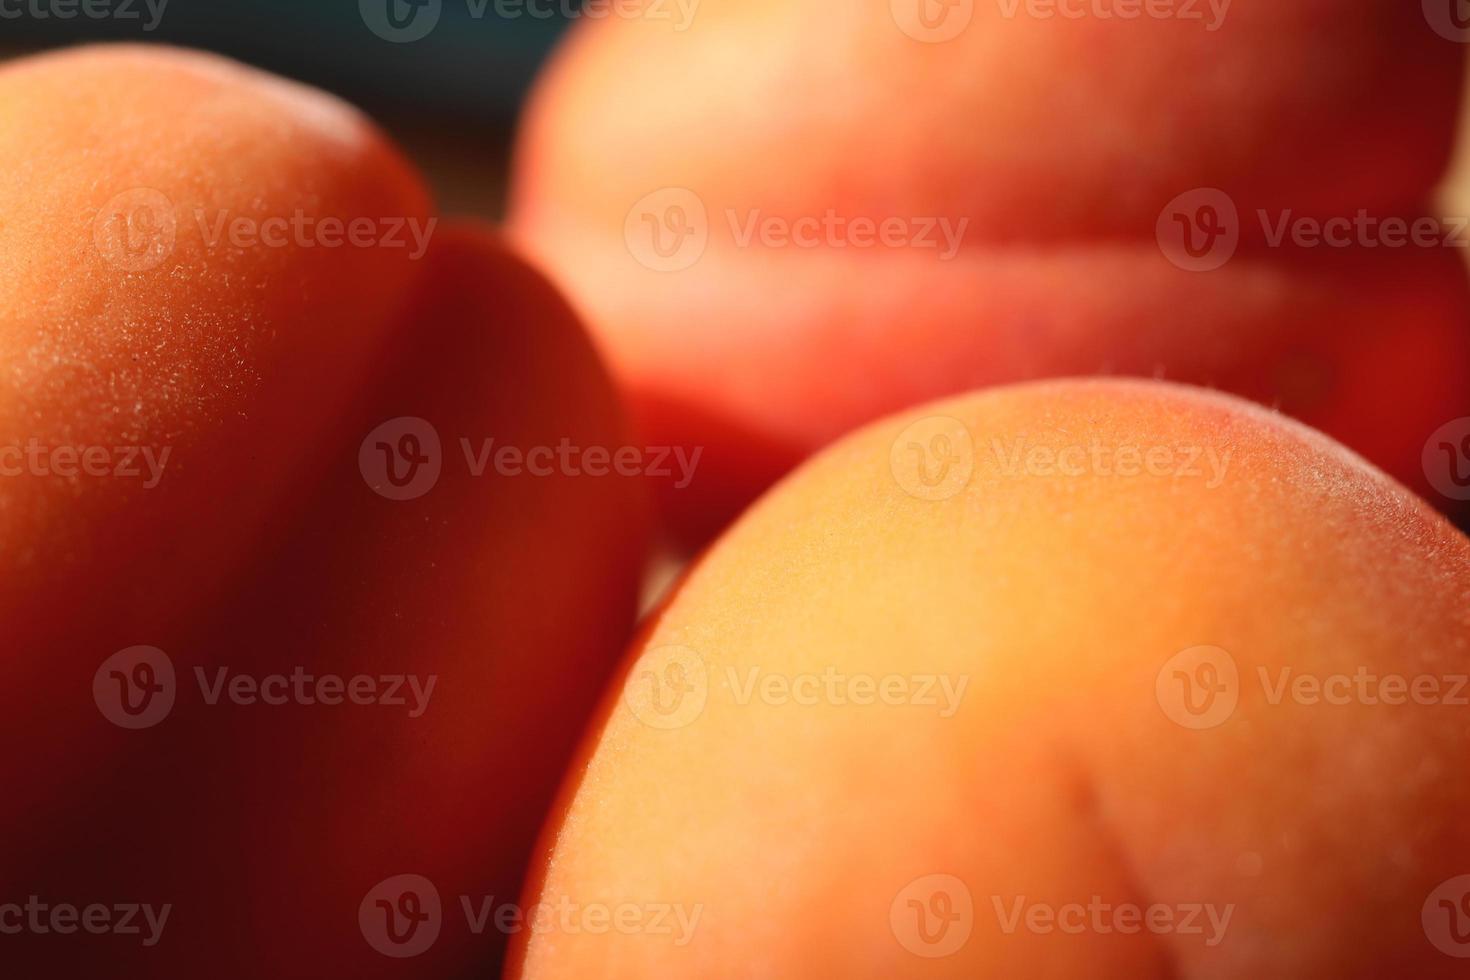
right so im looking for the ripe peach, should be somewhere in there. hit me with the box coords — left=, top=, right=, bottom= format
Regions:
left=0, top=41, right=430, bottom=817
left=4, top=224, right=650, bottom=976
left=510, top=379, right=1470, bottom=978
left=510, top=0, right=1470, bottom=544
left=0, top=42, right=434, bottom=628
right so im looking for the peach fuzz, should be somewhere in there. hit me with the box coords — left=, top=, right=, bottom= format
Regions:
left=0, top=43, right=433, bottom=813
left=0, top=40, right=440, bottom=922
left=3, top=224, right=650, bottom=977
left=510, top=0, right=1470, bottom=544
left=0, top=44, right=432, bottom=634
left=511, top=379, right=1470, bottom=979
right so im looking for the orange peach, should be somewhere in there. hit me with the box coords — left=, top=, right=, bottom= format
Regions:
left=0, top=43, right=434, bottom=631
left=511, top=379, right=1470, bottom=978
left=0, top=42, right=431, bottom=816
left=511, top=0, right=1470, bottom=544
left=3, top=224, right=650, bottom=976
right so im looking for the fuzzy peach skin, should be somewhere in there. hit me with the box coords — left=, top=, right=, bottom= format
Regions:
left=0, top=43, right=432, bottom=629
left=2, top=225, right=650, bottom=977
left=510, top=0, right=1470, bottom=544
left=510, top=380, right=1470, bottom=979
left=0, top=43, right=431, bottom=821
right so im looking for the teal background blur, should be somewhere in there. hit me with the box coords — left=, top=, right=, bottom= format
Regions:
left=1, top=0, right=575, bottom=214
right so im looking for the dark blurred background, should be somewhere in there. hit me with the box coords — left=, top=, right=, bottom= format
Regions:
left=1, top=0, right=574, bottom=216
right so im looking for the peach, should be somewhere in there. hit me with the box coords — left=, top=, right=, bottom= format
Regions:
left=3, top=224, right=650, bottom=976
left=0, top=43, right=434, bottom=629
left=0, top=42, right=430, bottom=816
left=510, top=379, right=1470, bottom=978
left=510, top=0, right=1470, bottom=544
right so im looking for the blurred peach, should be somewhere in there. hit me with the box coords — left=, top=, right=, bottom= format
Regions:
left=511, top=0, right=1470, bottom=544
